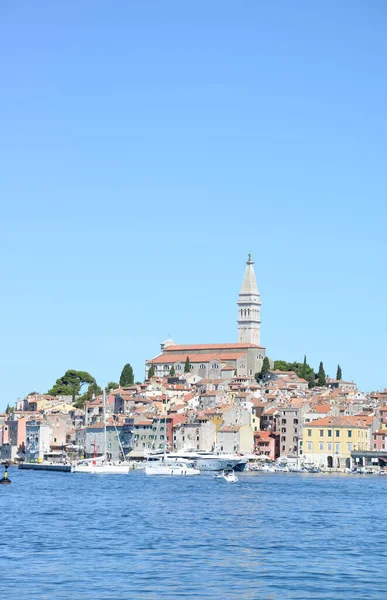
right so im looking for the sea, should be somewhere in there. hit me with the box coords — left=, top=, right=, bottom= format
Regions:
left=1, top=467, right=386, bottom=599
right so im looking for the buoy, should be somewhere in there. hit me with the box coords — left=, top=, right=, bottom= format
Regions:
left=0, top=464, right=11, bottom=485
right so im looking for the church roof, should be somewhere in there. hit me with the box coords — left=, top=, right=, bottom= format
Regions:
left=163, top=343, right=264, bottom=351
left=150, top=352, right=247, bottom=364
left=239, top=254, right=260, bottom=296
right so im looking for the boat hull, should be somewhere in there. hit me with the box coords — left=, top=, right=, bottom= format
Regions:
left=72, top=464, right=130, bottom=474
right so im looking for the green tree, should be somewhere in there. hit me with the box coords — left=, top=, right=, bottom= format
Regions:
left=184, top=356, right=191, bottom=373
left=274, top=358, right=314, bottom=381
left=336, top=365, right=342, bottom=380
left=255, top=356, right=271, bottom=382
left=27, top=391, right=38, bottom=396
left=5, top=403, right=12, bottom=414
left=308, top=371, right=316, bottom=389
left=74, top=382, right=103, bottom=409
left=169, top=366, right=176, bottom=377
left=106, top=382, right=119, bottom=391
left=300, top=355, right=307, bottom=380
left=317, top=362, right=327, bottom=386
left=48, top=370, right=95, bottom=402
left=147, top=364, right=155, bottom=379
left=119, top=363, right=134, bottom=387
left=274, top=360, right=290, bottom=371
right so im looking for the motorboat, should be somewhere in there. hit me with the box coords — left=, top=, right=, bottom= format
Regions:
left=145, top=460, right=200, bottom=476
left=214, top=469, right=239, bottom=483
left=288, top=464, right=306, bottom=473
left=149, top=450, right=247, bottom=472
left=72, top=458, right=130, bottom=474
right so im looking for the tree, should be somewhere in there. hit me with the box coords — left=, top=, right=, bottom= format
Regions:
left=119, top=364, right=134, bottom=387
left=308, top=371, right=316, bottom=389
left=336, top=365, right=342, bottom=380
left=184, top=356, right=191, bottom=373
left=27, top=391, right=38, bottom=396
left=48, top=370, right=95, bottom=402
left=5, top=403, right=12, bottom=414
left=169, top=366, right=176, bottom=377
left=255, top=356, right=271, bottom=382
left=273, top=360, right=289, bottom=372
left=74, top=382, right=103, bottom=409
left=106, top=382, right=119, bottom=391
left=317, top=362, right=327, bottom=387
left=147, top=364, right=155, bottom=379
left=300, top=356, right=307, bottom=380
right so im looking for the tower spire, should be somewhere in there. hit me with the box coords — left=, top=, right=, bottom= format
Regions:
left=237, top=253, right=261, bottom=345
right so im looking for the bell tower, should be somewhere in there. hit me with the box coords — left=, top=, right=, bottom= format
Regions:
left=237, top=253, right=261, bottom=345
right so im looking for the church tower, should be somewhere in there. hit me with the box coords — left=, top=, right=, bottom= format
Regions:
left=237, top=253, right=261, bottom=345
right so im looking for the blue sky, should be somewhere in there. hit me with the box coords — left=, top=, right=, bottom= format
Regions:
left=1, top=0, right=386, bottom=408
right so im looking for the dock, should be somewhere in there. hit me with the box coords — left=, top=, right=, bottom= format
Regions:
left=19, top=463, right=72, bottom=473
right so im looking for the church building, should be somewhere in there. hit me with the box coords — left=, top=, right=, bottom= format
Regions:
left=145, top=254, right=268, bottom=380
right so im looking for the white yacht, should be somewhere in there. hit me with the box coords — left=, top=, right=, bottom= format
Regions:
left=72, top=458, right=130, bottom=474
left=158, top=450, right=247, bottom=472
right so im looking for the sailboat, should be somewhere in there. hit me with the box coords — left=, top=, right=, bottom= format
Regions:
left=72, top=389, right=131, bottom=474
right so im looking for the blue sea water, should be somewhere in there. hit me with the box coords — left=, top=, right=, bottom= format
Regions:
left=1, top=468, right=386, bottom=599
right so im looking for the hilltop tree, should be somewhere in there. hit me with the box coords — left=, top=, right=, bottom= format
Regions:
left=74, top=381, right=103, bottom=409
left=169, top=366, right=176, bottom=377
left=27, top=391, right=38, bottom=396
left=336, top=365, right=342, bottom=380
left=300, top=356, right=308, bottom=380
left=184, top=356, right=191, bottom=373
left=147, top=364, right=155, bottom=379
left=106, top=382, right=119, bottom=391
left=317, top=362, right=327, bottom=387
left=255, top=356, right=270, bottom=382
left=48, top=370, right=95, bottom=402
left=308, top=371, right=316, bottom=389
left=119, top=363, right=134, bottom=387
left=274, top=358, right=314, bottom=381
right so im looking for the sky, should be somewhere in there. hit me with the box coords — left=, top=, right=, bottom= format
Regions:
left=1, top=1, right=386, bottom=409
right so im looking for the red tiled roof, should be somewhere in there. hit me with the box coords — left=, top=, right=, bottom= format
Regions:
left=150, top=352, right=246, bottom=364
left=163, top=343, right=265, bottom=351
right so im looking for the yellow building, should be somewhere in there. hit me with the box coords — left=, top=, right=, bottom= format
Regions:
left=302, top=416, right=373, bottom=469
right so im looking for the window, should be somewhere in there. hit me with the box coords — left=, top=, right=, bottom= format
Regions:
left=320, top=430, right=324, bottom=437
left=307, top=442, right=312, bottom=451
left=249, top=369, right=253, bottom=376
left=54, top=437, right=57, bottom=443
left=294, top=419, right=298, bottom=424
left=327, top=443, right=332, bottom=451
left=335, top=430, right=340, bottom=437
left=347, top=443, right=352, bottom=451
left=328, top=430, right=332, bottom=437
left=199, top=364, right=206, bottom=369
left=335, top=443, right=340, bottom=452
left=348, top=430, right=352, bottom=438
left=319, top=443, right=324, bottom=451
left=307, top=429, right=312, bottom=437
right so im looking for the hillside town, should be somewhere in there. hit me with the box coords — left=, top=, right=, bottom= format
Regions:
left=2, top=256, right=386, bottom=472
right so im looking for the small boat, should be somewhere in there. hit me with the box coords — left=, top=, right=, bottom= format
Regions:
left=213, top=469, right=239, bottom=483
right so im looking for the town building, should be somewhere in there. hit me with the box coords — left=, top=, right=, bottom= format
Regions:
left=302, top=416, right=373, bottom=469
left=217, top=424, right=254, bottom=454
left=25, top=419, right=51, bottom=462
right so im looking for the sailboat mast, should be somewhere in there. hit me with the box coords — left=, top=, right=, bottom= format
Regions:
left=103, top=388, right=107, bottom=458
